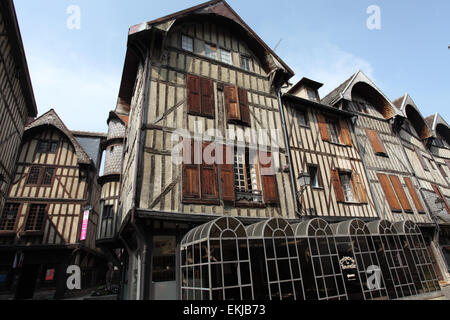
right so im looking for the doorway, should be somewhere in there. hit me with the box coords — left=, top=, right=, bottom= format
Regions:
left=15, top=264, right=40, bottom=300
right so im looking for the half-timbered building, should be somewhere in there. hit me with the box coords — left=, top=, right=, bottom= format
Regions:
left=322, top=71, right=449, bottom=285
left=0, top=0, right=37, bottom=219
left=0, top=109, right=108, bottom=300
left=424, top=113, right=450, bottom=275
left=111, top=1, right=446, bottom=301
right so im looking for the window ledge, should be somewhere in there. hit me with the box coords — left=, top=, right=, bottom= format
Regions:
left=235, top=201, right=266, bottom=209
left=19, top=231, right=44, bottom=236
left=311, top=187, right=324, bottom=191
left=338, top=201, right=368, bottom=206
left=328, top=141, right=351, bottom=148
left=299, top=125, right=311, bottom=130
left=375, top=153, right=389, bottom=158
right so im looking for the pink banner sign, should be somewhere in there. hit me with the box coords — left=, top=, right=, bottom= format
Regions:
left=80, top=210, right=90, bottom=241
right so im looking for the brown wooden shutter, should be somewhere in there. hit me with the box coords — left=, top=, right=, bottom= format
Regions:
left=225, top=86, right=240, bottom=121
left=220, top=145, right=235, bottom=202
left=404, top=177, right=425, bottom=213
left=377, top=173, right=402, bottom=212
left=200, top=78, right=214, bottom=118
left=352, top=172, right=368, bottom=203
left=238, top=88, right=251, bottom=126
left=182, top=140, right=201, bottom=200
left=389, top=175, right=412, bottom=212
left=431, top=184, right=450, bottom=214
left=317, top=113, right=330, bottom=142
left=415, top=147, right=429, bottom=171
left=201, top=142, right=219, bottom=201
left=339, top=119, right=353, bottom=146
left=259, top=152, right=279, bottom=204
left=366, top=129, right=387, bottom=155
left=187, top=75, right=201, bottom=115
left=331, top=170, right=345, bottom=202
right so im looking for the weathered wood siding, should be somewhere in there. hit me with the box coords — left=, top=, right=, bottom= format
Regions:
left=346, top=99, right=433, bottom=224
left=97, top=180, right=120, bottom=240
left=134, top=20, right=294, bottom=220
left=2, top=128, right=100, bottom=249
left=283, top=99, right=378, bottom=219
left=0, top=10, right=30, bottom=214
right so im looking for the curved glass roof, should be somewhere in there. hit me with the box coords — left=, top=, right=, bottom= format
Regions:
left=246, top=217, right=294, bottom=238
left=292, top=218, right=333, bottom=237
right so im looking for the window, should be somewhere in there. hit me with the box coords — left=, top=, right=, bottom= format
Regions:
left=240, top=55, right=252, bottom=71
left=298, top=110, right=308, bottom=127
left=187, top=74, right=215, bottom=118
left=377, top=173, right=403, bottom=213
left=41, top=168, right=54, bottom=186
left=366, top=129, right=388, bottom=157
left=182, top=35, right=193, bottom=52
left=0, top=203, right=19, bottom=231
left=37, top=141, right=59, bottom=154
left=234, top=149, right=262, bottom=203
left=204, top=43, right=217, bottom=59
left=327, top=119, right=340, bottom=144
left=414, top=147, right=429, bottom=172
left=308, top=165, right=321, bottom=188
left=224, top=86, right=250, bottom=126
left=25, top=204, right=46, bottom=232
left=404, top=177, right=425, bottom=213
left=102, top=205, right=114, bottom=220
left=220, top=49, right=232, bottom=65
left=26, top=167, right=55, bottom=186
left=307, top=88, right=317, bottom=101
left=339, top=173, right=355, bottom=202
left=27, top=167, right=41, bottom=185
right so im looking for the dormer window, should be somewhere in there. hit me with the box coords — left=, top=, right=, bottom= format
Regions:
left=307, top=88, right=317, bottom=101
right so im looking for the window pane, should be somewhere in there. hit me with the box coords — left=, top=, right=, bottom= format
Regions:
left=223, top=263, right=239, bottom=287
left=27, top=167, right=41, bottom=185
left=205, top=43, right=217, bottom=59
left=220, top=49, right=231, bottom=64
left=182, top=35, right=193, bottom=52
left=240, top=55, right=251, bottom=71
left=339, top=173, right=355, bottom=202
left=0, top=203, right=19, bottom=231
left=41, top=168, right=54, bottom=185
left=309, top=166, right=319, bottom=188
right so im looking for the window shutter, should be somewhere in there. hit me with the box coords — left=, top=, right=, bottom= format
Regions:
left=259, top=152, right=279, bottom=204
left=389, top=175, right=412, bottom=212
left=220, top=145, right=235, bottom=202
left=317, top=113, right=330, bottom=142
left=404, top=177, right=425, bottom=213
left=182, top=140, right=201, bottom=201
left=377, top=173, right=402, bottom=212
left=431, top=184, right=450, bottom=214
left=415, top=147, right=429, bottom=171
left=200, top=78, right=214, bottom=118
left=238, top=88, right=251, bottom=126
left=225, top=86, right=240, bottom=121
left=201, top=143, right=219, bottom=201
left=187, top=75, right=201, bottom=115
left=339, top=119, right=353, bottom=146
left=366, top=129, right=387, bottom=155
left=331, top=170, right=345, bottom=202
left=352, top=172, right=368, bottom=203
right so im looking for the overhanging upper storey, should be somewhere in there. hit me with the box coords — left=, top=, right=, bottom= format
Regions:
left=117, top=0, right=294, bottom=107
left=321, top=70, right=402, bottom=120
left=393, top=94, right=432, bottom=140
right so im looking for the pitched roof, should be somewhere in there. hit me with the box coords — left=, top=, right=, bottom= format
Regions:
left=25, top=109, right=93, bottom=165
left=128, top=0, right=293, bottom=76
left=321, top=73, right=355, bottom=106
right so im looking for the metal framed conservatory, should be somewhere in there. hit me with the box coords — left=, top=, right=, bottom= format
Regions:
left=393, top=221, right=441, bottom=294
left=292, top=218, right=348, bottom=300
left=367, top=220, right=417, bottom=299
left=180, top=217, right=253, bottom=300
left=246, top=218, right=304, bottom=300
left=331, top=219, right=388, bottom=300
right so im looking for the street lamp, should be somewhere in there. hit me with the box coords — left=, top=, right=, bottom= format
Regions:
left=435, top=197, right=445, bottom=213
left=296, top=172, right=311, bottom=200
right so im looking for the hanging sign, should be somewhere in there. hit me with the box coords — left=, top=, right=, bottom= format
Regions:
left=80, top=209, right=90, bottom=241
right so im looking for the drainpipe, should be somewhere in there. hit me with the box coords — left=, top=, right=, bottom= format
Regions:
left=276, top=83, right=301, bottom=218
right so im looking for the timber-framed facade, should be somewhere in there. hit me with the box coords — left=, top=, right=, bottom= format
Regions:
left=0, top=110, right=108, bottom=299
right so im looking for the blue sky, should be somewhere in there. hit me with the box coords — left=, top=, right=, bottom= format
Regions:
left=14, top=0, right=450, bottom=133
